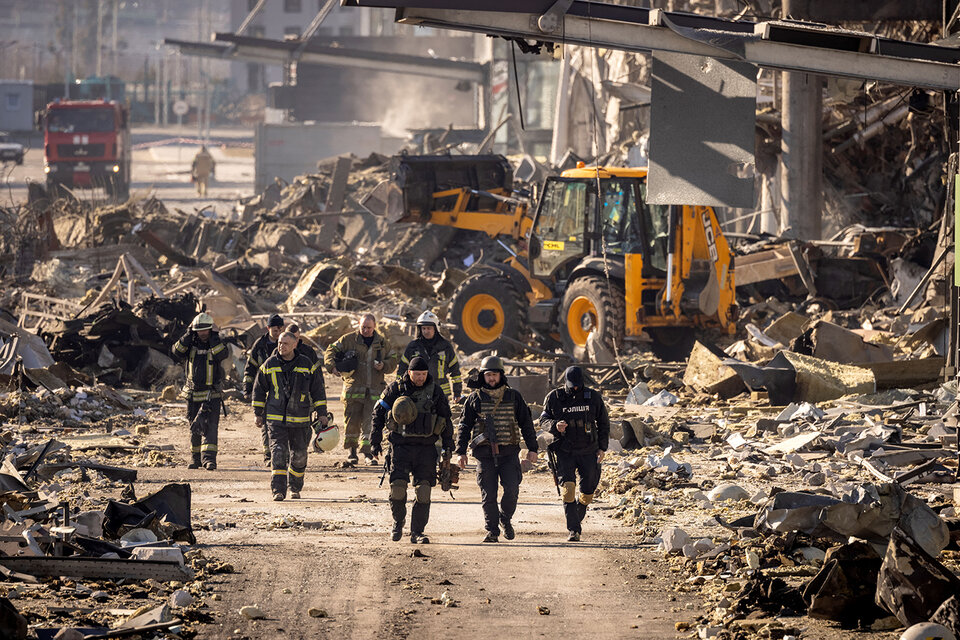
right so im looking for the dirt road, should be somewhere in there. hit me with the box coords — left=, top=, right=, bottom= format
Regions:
left=137, top=382, right=696, bottom=639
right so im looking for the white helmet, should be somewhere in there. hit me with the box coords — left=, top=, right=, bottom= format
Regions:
left=190, top=312, right=214, bottom=330
left=312, top=424, right=340, bottom=453
left=417, top=310, right=440, bottom=327
left=900, top=623, right=956, bottom=640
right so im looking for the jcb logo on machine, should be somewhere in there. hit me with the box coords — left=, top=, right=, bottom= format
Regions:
left=543, top=240, right=565, bottom=251
left=701, top=212, right=718, bottom=262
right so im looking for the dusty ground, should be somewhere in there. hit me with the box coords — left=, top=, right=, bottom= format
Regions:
left=128, top=376, right=907, bottom=640
left=134, top=375, right=704, bottom=640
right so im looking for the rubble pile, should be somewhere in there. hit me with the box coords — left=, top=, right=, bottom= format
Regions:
left=593, top=319, right=960, bottom=637
left=0, top=383, right=231, bottom=638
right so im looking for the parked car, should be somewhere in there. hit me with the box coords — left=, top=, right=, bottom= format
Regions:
left=0, top=132, right=25, bottom=165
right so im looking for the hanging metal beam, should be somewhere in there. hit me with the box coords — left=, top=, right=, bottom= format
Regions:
left=342, top=2, right=960, bottom=90
left=163, top=34, right=486, bottom=83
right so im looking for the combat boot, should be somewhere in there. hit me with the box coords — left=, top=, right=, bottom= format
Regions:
left=564, top=502, right=581, bottom=535
left=410, top=503, right=430, bottom=543
left=347, top=446, right=359, bottom=465
left=500, top=514, right=515, bottom=540
left=188, top=455, right=201, bottom=469
left=390, top=499, right=406, bottom=542
left=359, top=442, right=373, bottom=463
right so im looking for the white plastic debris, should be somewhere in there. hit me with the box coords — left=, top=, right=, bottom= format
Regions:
left=119, top=528, right=158, bottom=546
left=643, top=390, right=678, bottom=407
left=624, top=382, right=653, bottom=405
left=776, top=402, right=825, bottom=422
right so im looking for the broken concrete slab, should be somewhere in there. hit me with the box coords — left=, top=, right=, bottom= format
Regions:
left=683, top=341, right=746, bottom=399
left=0, top=557, right=192, bottom=581
left=792, top=319, right=894, bottom=364
left=284, top=263, right=339, bottom=312
left=780, top=351, right=876, bottom=403
left=763, top=312, right=811, bottom=346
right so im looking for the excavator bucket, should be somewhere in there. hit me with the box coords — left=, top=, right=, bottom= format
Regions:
left=361, top=154, right=514, bottom=223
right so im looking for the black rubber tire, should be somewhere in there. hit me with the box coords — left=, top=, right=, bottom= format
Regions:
left=558, top=276, right=625, bottom=358
left=647, top=327, right=696, bottom=362
left=449, top=271, right=528, bottom=355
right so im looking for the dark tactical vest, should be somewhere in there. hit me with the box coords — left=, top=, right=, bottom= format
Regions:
left=472, top=388, right=521, bottom=446
left=395, top=382, right=443, bottom=438
left=564, top=390, right=598, bottom=446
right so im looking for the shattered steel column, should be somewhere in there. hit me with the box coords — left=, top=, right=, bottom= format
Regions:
left=779, top=70, right=823, bottom=240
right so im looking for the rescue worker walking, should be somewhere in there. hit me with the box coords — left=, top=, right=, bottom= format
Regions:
left=397, top=311, right=463, bottom=402
left=371, top=356, right=453, bottom=543
left=286, top=323, right=318, bottom=363
left=252, top=331, right=327, bottom=501
left=191, top=145, right=215, bottom=197
left=243, top=314, right=285, bottom=464
left=171, top=313, right=229, bottom=470
left=457, top=356, right=539, bottom=543
left=324, top=314, right=398, bottom=465
left=540, top=366, right=609, bottom=541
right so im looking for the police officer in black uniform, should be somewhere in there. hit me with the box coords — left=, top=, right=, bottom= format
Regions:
left=371, top=356, right=453, bottom=544
left=540, top=366, right=609, bottom=541
left=457, top=356, right=539, bottom=543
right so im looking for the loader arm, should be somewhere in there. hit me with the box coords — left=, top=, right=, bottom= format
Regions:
left=661, top=204, right=736, bottom=330
left=426, top=187, right=534, bottom=244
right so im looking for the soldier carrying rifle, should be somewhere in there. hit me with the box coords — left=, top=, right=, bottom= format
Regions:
left=456, top=356, right=539, bottom=543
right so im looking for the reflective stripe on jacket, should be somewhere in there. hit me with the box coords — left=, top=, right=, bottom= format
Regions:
left=252, top=353, right=326, bottom=426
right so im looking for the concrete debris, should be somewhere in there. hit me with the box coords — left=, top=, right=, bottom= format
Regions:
left=169, top=589, right=195, bottom=608
left=239, top=604, right=266, bottom=620
left=706, top=483, right=750, bottom=503
left=660, top=526, right=690, bottom=554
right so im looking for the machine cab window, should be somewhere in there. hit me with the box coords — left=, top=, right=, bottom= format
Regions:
left=531, top=179, right=591, bottom=278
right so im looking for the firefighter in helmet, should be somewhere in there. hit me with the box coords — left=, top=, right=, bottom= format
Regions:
left=171, top=312, right=229, bottom=470
left=398, top=310, right=463, bottom=403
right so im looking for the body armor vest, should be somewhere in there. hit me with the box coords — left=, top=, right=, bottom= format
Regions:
left=397, top=382, right=441, bottom=438
left=472, top=389, right=521, bottom=446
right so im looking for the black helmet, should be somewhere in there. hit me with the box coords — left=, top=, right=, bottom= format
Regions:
left=480, top=356, right=505, bottom=373
left=334, top=349, right=358, bottom=373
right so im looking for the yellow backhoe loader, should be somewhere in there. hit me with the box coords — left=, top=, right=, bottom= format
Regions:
left=364, top=154, right=737, bottom=361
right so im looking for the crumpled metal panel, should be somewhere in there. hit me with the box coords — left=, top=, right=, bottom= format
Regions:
left=876, top=527, right=960, bottom=626
left=647, top=51, right=756, bottom=208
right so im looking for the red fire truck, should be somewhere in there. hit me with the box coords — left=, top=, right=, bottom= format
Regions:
left=39, top=99, right=131, bottom=199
